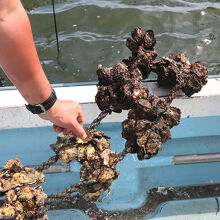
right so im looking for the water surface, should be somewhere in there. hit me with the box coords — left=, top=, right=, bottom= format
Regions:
left=1, top=0, right=220, bottom=85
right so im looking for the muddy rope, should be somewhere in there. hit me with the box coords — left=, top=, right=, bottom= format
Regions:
left=35, top=155, right=59, bottom=172
left=87, top=109, right=112, bottom=130
left=0, top=207, right=48, bottom=220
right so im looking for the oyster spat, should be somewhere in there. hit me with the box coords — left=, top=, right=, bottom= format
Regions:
left=122, top=95, right=181, bottom=160
left=0, top=185, right=48, bottom=219
left=0, top=158, right=45, bottom=193
left=51, top=129, right=120, bottom=202
left=153, top=53, right=208, bottom=97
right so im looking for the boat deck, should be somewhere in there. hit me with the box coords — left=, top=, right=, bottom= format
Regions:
left=0, top=78, right=220, bottom=219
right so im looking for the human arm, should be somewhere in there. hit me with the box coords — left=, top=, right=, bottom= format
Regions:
left=0, top=0, right=86, bottom=139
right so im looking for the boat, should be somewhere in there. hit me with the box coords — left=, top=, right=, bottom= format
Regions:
left=0, top=76, right=220, bottom=219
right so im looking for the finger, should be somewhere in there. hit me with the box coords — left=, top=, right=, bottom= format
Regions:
left=53, top=124, right=61, bottom=131
left=54, top=125, right=64, bottom=133
left=79, top=121, right=84, bottom=127
left=69, top=120, right=87, bottom=139
left=57, top=127, right=64, bottom=133
left=53, top=125, right=61, bottom=133
left=53, top=124, right=57, bottom=132
left=62, top=129, right=72, bottom=134
left=77, top=110, right=85, bottom=126
left=54, top=124, right=71, bottom=134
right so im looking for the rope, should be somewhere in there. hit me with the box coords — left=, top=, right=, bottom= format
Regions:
left=87, top=109, right=112, bottom=130
left=35, top=155, right=59, bottom=172
left=0, top=207, right=48, bottom=220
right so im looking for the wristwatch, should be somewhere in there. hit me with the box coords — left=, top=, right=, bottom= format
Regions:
left=25, top=88, right=57, bottom=114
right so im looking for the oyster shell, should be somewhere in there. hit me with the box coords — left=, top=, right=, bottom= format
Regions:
left=122, top=95, right=181, bottom=160
left=51, top=129, right=119, bottom=202
left=0, top=158, right=45, bottom=193
left=0, top=186, right=47, bottom=219
left=96, top=61, right=149, bottom=113
left=153, top=53, right=208, bottom=97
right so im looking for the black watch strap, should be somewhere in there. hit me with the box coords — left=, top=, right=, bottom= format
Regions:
left=25, top=88, right=57, bottom=114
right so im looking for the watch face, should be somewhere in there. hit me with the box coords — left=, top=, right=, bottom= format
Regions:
left=34, top=104, right=47, bottom=114
left=25, top=104, right=44, bottom=114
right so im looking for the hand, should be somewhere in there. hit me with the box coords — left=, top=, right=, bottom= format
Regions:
left=39, top=100, right=87, bottom=139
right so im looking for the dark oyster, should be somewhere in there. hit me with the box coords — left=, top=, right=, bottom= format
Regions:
left=153, top=54, right=208, bottom=97
left=122, top=95, right=181, bottom=160
left=95, top=62, right=148, bottom=113
left=126, top=28, right=158, bottom=79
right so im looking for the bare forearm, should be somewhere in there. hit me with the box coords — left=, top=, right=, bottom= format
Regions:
left=0, top=0, right=86, bottom=139
left=0, top=0, right=51, bottom=105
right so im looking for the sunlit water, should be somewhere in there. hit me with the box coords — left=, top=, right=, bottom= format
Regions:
left=1, top=0, right=220, bottom=85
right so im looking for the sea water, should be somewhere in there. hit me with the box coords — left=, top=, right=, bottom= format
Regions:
left=0, top=0, right=220, bottom=85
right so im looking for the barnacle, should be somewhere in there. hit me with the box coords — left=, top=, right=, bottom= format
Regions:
left=51, top=129, right=119, bottom=202
left=0, top=158, right=45, bottom=193
left=122, top=95, right=181, bottom=160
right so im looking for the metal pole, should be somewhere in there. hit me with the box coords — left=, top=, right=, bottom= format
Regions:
left=174, top=153, right=220, bottom=165
left=0, top=164, right=70, bottom=174
left=51, top=0, right=60, bottom=57
left=1, top=153, right=220, bottom=174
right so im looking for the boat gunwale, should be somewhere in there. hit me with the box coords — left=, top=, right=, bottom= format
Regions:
left=0, top=78, right=220, bottom=129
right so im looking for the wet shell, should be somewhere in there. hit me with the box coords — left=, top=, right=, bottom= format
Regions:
left=0, top=159, right=45, bottom=193
left=51, top=129, right=119, bottom=202
left=0, top=186, right=47, bottom=218
left=122, top=95, right=181, bottom=160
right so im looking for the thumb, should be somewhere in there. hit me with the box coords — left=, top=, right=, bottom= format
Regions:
left=70, top=120, right=87, bottom=139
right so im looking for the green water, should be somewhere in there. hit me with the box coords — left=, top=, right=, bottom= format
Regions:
left=1, top=0, right=220, bottom=85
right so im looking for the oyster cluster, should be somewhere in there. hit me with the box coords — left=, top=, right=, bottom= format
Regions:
left=95, top=27, right=208, bottom=160
left=122, top=96, right=181, bottom=159
left=0, top=158, right=45, bottom=193
left=95, top=27, right=158, bottom=113
left=124, top=27, right=158, bottom=79
left=153, top=53, right=208, bottom=97
left=0, top=186, right=48, bottom=220
left=0, top=159, right=48, bottom=220
left=96, top=62, right=148, bottom=113
left=51, top=129, right=119, bottom=202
